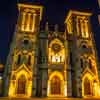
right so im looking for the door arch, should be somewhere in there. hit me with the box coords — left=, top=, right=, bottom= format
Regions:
left=82, top=73, right=94, bottom=97
left=84, top=77, right=91, bottom=96
left=51, top=75, right=61, bottom=95
left=48, top=71, right=64, bottom=96
left=17, top=75, right=26, bottom=95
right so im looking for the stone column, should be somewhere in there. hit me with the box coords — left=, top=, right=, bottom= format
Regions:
left=32, top=46, right=38, bottom=97
left=71, top=16, right=78, bottom=97
left=67, top=64, right=72, bottom=97
left=41, top=66, right=48, bottom=97
left=40, top=33, right=48, bottom=97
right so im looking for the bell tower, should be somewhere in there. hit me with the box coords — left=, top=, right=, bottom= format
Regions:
left=65, top=10, right=99, bottom=97
left=3, top=3, right=43, bottom=97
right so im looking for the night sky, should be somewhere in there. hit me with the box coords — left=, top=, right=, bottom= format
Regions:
left=0, top=0, right=99, bottom=64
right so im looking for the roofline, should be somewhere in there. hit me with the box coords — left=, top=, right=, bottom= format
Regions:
left=65, top=10, right=92, bottom=23
left=17, top=3, right=43, bottom=20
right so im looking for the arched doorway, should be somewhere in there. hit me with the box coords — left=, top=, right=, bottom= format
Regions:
left=17, top=75, right=26, bottom=95
left=84, top=77, right=92, bottom=96
left=51, top=76, right=61, bottom=95
left=48, top=71, right=64, bottom=96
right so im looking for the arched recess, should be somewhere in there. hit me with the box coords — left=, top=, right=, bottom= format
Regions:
left=9, top=64, right=32, bottom=97
left=16, top=75, right=26, bottom=94
left=84, top=77, right=91, bottom=96
left=14, top=51, right=22, bottom=65
left=48, top=38, right=65, bottom=64
left=47, top=71, right=64, bottom=97
left=82, top=72, right=94, bottom=97
left=15, top=65, right=32, bottom=97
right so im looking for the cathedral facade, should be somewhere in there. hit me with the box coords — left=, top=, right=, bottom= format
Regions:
left=1, top=3, right=100, bottom=98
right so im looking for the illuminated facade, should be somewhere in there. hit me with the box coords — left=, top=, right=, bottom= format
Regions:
left=2, top=3, right=100, bottom=98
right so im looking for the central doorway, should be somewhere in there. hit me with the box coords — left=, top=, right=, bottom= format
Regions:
left=51, top=76, right=61, bottom=95
left=48, top=71, right=65, bottom=97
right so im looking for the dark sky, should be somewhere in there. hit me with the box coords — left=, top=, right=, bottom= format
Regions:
left=0, top=0, right=99, bottom=64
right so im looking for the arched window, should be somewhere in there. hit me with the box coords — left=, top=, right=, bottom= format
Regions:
left=81, top=19, right=89, bottom=38
left=28, top=55, right=31, bottom=65
left=80, top=58, right=84, bottom=69
left=77, top=19, right=81, bottom=35
left=89, top=59, right=92, bottom=69
left=21, top=12, right=36, bottom=32
left=70, top=52, right=73, bottom=67
left=82, top=44, right=87, bottom=49
left=17, top=54, right=21, bottom=65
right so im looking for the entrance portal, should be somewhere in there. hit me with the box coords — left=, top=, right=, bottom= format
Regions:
left=51, top=76, right=61, bottom=95
left=17, top=75, right=26, bottom=94
left=84, top=77, right=92, bottom=96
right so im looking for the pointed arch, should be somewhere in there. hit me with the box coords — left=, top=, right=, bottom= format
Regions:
left=8, top=64, right=32, bottom=97
left=49, top=71, right=64, bottom=81
left=14, top=51, right=22, bottom=65
left=82, top=72, right=94, bottom=97
left=48, top=71, right=64, bottom=97
left=84, top=77, right=91, bottom=95
left=49, top=38, right=64, bottom=48
left=16, top=74, right=26, bottom=94
left=15, top=68, right=32, bottom=97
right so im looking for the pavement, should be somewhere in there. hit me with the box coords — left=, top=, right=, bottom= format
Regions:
left=0, top=97, right=100, bottom=100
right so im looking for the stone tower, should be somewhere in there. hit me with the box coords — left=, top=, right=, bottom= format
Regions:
left=3, top=3, right=43, bottom=97
left=65, top=10, right=99, bottom=97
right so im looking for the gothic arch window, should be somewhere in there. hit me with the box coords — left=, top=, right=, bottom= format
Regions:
left=77, top=18, right=81, bottom=36
left=48, top=39, right=65, bottom=64
left=17, top=75, right=26, bottom=94
left=70, top=52, right=73, bottom=67
left=28, top=55, right=31, bottom=65
left=21, top=11, right=36, bottom=32
left=89, top=59, right=92, bottom=69
left=80, top=42, right=88, bottom=49
left=67, top=18, right=73, bottom=34
left=80, top=58, right=84, bottom=69
left=81, top=19, right=89, bottom=38
left=17, top=54, right=21, bottom=65
left=77, top=17, right=89, bottom=38
left=82, top=44, right=87, bottom=49
left=84, top=77, right=92, bottom=96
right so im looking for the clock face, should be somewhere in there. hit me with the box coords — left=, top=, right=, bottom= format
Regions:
left=52, top=43, right=61, bottom=53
